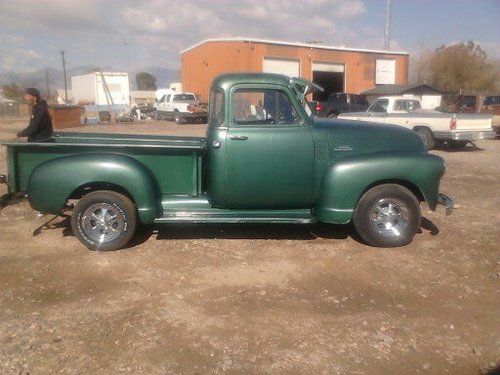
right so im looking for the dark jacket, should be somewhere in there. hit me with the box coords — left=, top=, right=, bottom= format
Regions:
left=17, top=99, right=53, bottom=142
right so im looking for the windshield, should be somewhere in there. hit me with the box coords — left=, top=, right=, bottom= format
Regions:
left=173, top=94, right=196, bottom=102
left=368, top=99, right=389, bottom=113
left=303, top=97, right=313, bottom=117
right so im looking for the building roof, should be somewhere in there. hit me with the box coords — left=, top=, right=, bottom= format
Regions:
left=180, top=37, right=409, bottom=56
left=362, top=83, right=442, bottom=96
left=72, top=71, right=129, bottom=78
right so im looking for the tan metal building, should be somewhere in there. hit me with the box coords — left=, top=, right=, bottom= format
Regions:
left=181, top=37, right=409, bottom=102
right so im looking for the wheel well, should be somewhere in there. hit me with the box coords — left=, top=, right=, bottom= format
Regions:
left=69, top=182, right=136, bottom=205
left=360, top=180, right=425, bottom=203
left=412, top=125, right=432, bottom=134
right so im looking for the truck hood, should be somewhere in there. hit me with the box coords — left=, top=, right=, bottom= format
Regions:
left=313, top=118, right=426, bottom=155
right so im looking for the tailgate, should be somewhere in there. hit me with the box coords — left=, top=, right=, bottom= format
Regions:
left=455, top=114, right=493, bottom=131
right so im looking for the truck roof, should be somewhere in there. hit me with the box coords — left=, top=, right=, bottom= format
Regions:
left=212, top=73, right=291, bottom=89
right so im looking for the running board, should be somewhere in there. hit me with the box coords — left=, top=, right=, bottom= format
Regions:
left=154, top=209, right=316, bottom=224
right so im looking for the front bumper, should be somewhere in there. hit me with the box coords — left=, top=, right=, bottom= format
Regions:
left=434, top=130, right=496, bottom=141
left=437, top=193, right=454, bottom=215
left=181, top=111, right=208, bottom=119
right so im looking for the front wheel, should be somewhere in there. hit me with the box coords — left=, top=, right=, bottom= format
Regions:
left=71, top=191, right=137, bottom=251
left=353, top=184, right=421, bottom=247
left=174, top=111, right=183, bottom=124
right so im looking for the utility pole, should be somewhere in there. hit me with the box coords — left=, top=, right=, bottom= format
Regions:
left=384, top=0, right=392, bottom=50
left=124, top=41, right=130, bottom=74
left=45, top=68, right=50, bottom=100
left=61, top=50, right=68, bottom=102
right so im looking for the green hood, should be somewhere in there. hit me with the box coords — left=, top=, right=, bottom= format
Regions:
left=313, top=118, right=426, bottom=155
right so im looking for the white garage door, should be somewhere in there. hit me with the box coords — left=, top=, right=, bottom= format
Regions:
left=263, top=58, right=300, bottom=78
left=312, top=62, right=345, bottom=73
left=375, top=59, right=396, bottom=84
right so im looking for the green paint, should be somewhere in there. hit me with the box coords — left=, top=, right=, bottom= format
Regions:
left=0, top=73, right=446, bottom=226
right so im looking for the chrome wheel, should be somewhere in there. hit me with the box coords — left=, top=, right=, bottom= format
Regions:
left=368, top=198, right=409, bottom=238
left=81, top=203, right=126, bottom=244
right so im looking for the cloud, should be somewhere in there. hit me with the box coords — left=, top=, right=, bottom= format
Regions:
left=0, top=0, right=371, bottom=72
left=15, top=49, right=42, bottom=60
left=4, top=0, right=497, bottom=77
left=0, top=48, right=43, bottom=70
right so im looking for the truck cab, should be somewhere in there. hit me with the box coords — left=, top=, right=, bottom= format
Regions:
left=1, top=73, right=453, bottom=251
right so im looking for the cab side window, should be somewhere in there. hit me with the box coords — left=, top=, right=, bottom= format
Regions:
left=232, top=89, right=301, bottom=125
left=394, top=100, right=421, bottom=112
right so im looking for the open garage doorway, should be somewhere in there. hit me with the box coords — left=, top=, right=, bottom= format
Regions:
left=312, top=62, right=345, bottom=101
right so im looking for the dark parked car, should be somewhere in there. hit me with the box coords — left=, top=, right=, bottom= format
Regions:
left=440, top=94, right=500, bottom=135
left=314, top=93, right=369, bottom=118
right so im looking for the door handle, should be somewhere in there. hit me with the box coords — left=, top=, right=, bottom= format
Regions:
left=230, top=135, right=248, bottom=140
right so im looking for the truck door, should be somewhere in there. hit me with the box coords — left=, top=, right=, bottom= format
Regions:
left=224, top=85, right=314, bottom=208
left=157, top=94, right=170, bottom=114
left=367, top=98, right=389, bottom=123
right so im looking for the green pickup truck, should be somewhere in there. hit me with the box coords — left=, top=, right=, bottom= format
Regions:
left=0, top=73, right=452, bottom=251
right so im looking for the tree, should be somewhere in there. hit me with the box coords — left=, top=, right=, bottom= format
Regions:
left=2, top=83, right=24, bottom=101
left=415, top=41, right=497, bottom=93
left=135, top=72, right=157, bottom=90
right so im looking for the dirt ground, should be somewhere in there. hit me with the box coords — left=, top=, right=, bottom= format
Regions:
left=0, top=117, right=499, bottom=375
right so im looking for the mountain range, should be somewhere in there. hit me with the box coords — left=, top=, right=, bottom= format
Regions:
left=0, top=65, right=180, bottom=92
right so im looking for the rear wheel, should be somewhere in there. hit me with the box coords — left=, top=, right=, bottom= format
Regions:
left=415, top=128, right=435, bottom=150
left=448, top=140, right=468, bottom=149
left=353, top=184, right=421, bottom=247
left=174, top=110, right=183, bottom=124
left=71, top=191, right=137, bottom=251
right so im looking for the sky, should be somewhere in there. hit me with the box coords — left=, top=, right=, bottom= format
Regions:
left=0, top=0, right=498, bottom=73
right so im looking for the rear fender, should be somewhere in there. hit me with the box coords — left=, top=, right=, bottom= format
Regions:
left=27, top=153, right=161, bottom=224
left=314, top=152, right=445, bottom=224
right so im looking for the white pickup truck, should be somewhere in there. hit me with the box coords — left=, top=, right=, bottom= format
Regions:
left=338, top=96, right=495, bottom=149
left=156, top=92, right=208, bottom=124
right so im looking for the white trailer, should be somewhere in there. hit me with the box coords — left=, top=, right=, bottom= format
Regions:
left=71, top=72, right=130, bottom=106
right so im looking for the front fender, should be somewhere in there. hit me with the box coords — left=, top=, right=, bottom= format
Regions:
left=27, top=153, right=161, bottom=224
left=314, top=152, right=445, bottom=224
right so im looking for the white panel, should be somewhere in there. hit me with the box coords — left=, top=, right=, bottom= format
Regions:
left=312, top=62, right=344, bottom=73
left=263, top=58, right=300, bottom=78
left=420, top=95, right=442, bottom=110
left=375, top=59, right=396, bottom=84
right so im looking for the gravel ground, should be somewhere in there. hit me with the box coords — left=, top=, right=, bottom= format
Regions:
left=0, top=117, right=499, bottom=374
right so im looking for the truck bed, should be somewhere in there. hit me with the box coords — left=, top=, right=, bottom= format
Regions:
left=1, top=132, right=206, bottom=196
